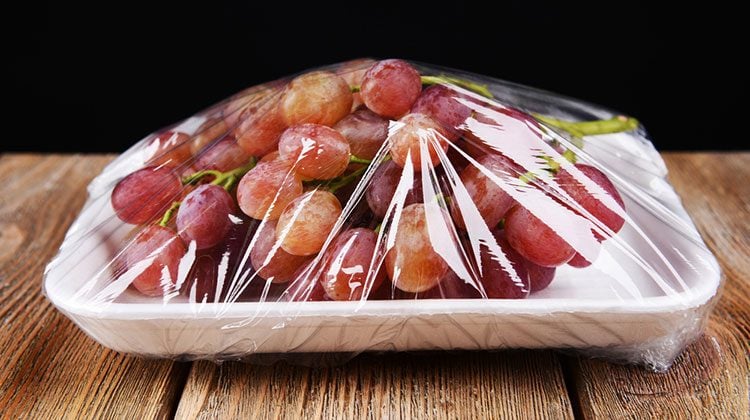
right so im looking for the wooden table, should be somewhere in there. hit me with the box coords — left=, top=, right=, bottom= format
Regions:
left=0, top=152, right=747, bottom=419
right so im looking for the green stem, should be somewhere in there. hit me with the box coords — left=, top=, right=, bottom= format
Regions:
left=534, top=114, right=639, bottom=137
left=209, top=157, right=257, bottom=190
left=182, top=170, right=222, bottom=185
left=350, top=85, right=361, bottom=93
left=158, top=201, right=181, bottom=227
left=421, top=75, right=494, bottom=98
left=327, top=166, right=368, bottom=193
left=349, top=155, right=372, bottom=165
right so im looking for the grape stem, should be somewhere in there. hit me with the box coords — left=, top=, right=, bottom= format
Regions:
left=421, top=75, right=494, bottom=99
left=158, top=201, right=181, bottom=227
left=350, top=85, right=361, bottom=93
left=534, top=114, right=639, bottom=137
left=326, top=166, right=368, bottom=193
left=349, top=155, right=372, bottom=165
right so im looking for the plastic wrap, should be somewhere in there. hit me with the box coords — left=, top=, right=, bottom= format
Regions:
left=44, top=59, right=721, bottom=371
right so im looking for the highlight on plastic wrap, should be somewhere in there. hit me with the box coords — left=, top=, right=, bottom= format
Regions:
left=44, top=58, right=722, bottom=371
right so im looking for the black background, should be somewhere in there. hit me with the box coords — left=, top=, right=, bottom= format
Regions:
left=7, top=2, right=745, bottom=152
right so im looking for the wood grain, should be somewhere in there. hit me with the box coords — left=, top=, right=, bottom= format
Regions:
left=568, top=152, right=750, bottom=419
left=0, top=154, right=189, bottom=419
left=175, top=351, right=574, bottom=420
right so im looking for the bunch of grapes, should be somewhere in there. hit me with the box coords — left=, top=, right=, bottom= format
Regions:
left=109, top=58, right=630, bottom=303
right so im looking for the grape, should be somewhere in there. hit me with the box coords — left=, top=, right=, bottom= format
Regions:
left=250, top=220, right=311, bottom=283
left=365, top=160, right=423, bottom=219
left=336, top=58, right=375, bottom=110
left=282, top=262, right=328, bottom=302
left=411, top=85, right=472, bottom=140
left=191, top=118, right=229, bottom=156
left=111, top=166, right=183, bottom=225
left=176, top=184, right=236, bottom=249
left=567, top=252, right=592, bottom=268
left=452, top=154, right=518, bottom=230
left=389, top=113, right=448, bottom=171
left=360, top=59, right=421, bottom=119
left=526, top=258, right=556, bottom=292
left=235, top=98, right=287, bottom=156
left=333, top=108, right=389, bottom=161
left=194, top=136, right=252, bottom=172
left=419, top=270, right=481, bottom=299
left=276, top=190, right=342, bottom=256
left=181, top=254, right=220, bottom=303
left=555, top=163, right=625, bottom=240
left=145, top=131, right=192, bottom=167
left=321, top=228, right=384, bottom=301
left=278, top=124, right=350, bottom=180
left=222, top=86, right=277, bottom=128
left=237, top=159, right=303, bottom=220
left=477, top=230, right=530, bottom=298
left=117, top=225, right=186, bottom=297
left=385, top=203, right=450, bottom=292
left=504, top=205, right=575, bottom=267
left=280, top=71, right=352, bottom=127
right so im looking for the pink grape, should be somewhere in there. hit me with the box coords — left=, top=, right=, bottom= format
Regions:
left=411, top=84, right=472, bottom=140
left=389, top=113, right=448, bottom=171
left=567, top=252, right=592, bottom=268
left=321, top=228, right=385, bottom=301
left=504, top=205, right=576, bottom=267
left=234, top=98, right=287, bottom=157
left=475, top=230, right=530, bottom=298
left=333, top=108, right=389, bottom=161
left=282, top=262, right=328, bottom=302
left=237, top=159, right=303, bottom=220
left=176, top=184, right=236, bottom=249
left=365, top=160, right=423, bottom=219
left=278, top=124, right=350, bottom=180
left=555, top=163, right=625, bottom=240
left=276, top=190, right=343, bottom=256
left=336, top=58, right=375, bottom=110
left=181, top=254, right=220, bottom=303
left=111, top=166, right=183, bottom=225
left=145, top=131, right=192, bottom=167
left=452, top=154, right=518, bottom=230
left=250, top=221, right=311, bottom=283
left=526, top=258, right=556, bottom=292
left=280, top=71, right=353, bottom=127
left=194, top=136, right=252, bottom=172
left=191, top=118, right=229, bottom=156
left=419, top=270, right=481, bottom=299
left=385, top=203, right=450, bottom=292
left=360, top=59, right=421, bottom=119
left=117, top=225, right=186, bottom=297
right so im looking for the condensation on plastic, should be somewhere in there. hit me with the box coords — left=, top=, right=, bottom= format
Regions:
left=44, top=59, right=722, bottom=372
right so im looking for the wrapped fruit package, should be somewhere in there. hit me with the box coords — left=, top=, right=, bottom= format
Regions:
left=44, top=59, right=721, bottom=371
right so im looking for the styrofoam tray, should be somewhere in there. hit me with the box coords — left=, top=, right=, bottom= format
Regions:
left=44, top=132, right=722, bottom=366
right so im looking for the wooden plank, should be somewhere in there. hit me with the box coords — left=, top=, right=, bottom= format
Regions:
left=0, top=154, right=190, bottom=419
left=569, top=152, right=750, bottom=419
left=175, top=351, right=574, bottom=419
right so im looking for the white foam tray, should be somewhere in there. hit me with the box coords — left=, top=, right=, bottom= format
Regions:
left=44, top=133, right=722, bottom=365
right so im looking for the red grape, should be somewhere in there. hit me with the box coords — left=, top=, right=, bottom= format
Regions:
left=237, top=159, right=303, bottom=220
left=411, top=84, right=472, bottom=140
left=419, top=270, right=482, bottom=299
left=276, top=190, right=343, bottom=256
left=280, top=71, right=352, bottom=126
left=567, top=252, right=592, bottom=268
left=278, top=124, right=350, bottom=180
left=117, top=225, right=186, bottom=297
left=333, top=108, right=389, bottom=161
left=234, top=98, right=287, bottom=157
left=365, top=160, right=423, bottom=219
left=555, top=163, right=625, bottom=240
left=526, top=258, right=556, bottom=292
left=452, top=154, right=518, bottom=230
left=191, top=118, right=229, bottom=156
left=477, top=230, right=529, bottom=298
left=389, top=113, right=448, bottom=171
left=321, top=228, right=385, bottom=301
left=145, top=131, right=192, bottom=167
left=111, top=166, right=183, bottom=225
left=194, top=136, right=252, bottom=172
left=250, top=221, right=311, bottom=283
left=181, top=253, right=220, bottom=303
left=504, top=205, right=576, bottom=267
left=176, top=184, right=236, bottom=250
left=360, top=59, right=421, bottom=119
left=281, top=262, right=327, bottom=302
left=385, top=203, right=450, bottom=292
